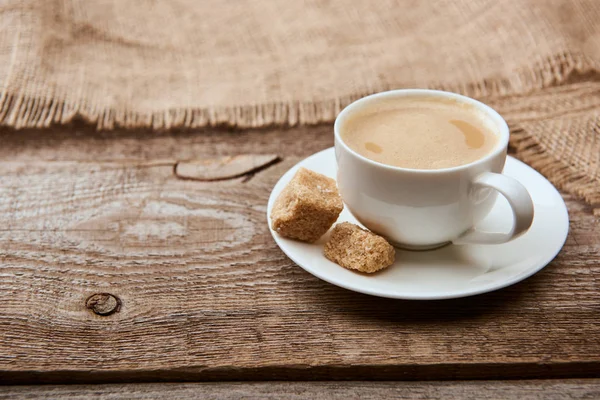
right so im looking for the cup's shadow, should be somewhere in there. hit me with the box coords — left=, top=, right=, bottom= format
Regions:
left=349, top=244, right=480, bottom=278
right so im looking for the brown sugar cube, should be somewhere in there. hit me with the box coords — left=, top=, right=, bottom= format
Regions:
left=271, top=167, right=343, bottom=242
left=324, top=222, right=395, bottom=273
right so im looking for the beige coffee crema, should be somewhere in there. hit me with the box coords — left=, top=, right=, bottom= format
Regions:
left=340, top=96, right=500, bottom=169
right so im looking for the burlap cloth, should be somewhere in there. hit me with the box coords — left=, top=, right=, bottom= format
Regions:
left=1, top=0, right=599, bottom=211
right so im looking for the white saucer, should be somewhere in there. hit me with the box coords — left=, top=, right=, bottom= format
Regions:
left=267, top=148, right=569, bottom=300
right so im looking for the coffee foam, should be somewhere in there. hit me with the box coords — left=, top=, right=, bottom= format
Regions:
left=340, top=96, right=500, bottom=169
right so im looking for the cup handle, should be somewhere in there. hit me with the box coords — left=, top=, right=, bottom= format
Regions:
left=452, top=172, right=534, bottom=245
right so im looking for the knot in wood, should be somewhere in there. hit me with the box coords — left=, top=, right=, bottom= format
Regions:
left=86, top=293, right=121, bottom=316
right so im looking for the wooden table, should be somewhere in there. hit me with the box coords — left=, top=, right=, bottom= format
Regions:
left=0, top=123, right=599, bottom=398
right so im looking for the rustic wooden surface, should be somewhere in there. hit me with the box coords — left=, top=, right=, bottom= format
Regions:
left=2, top=380, right=600, bottom=399
left=0, top=122, right=599, bottom=385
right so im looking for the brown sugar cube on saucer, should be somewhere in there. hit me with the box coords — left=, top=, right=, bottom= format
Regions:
left=271, top=167, right=343, bottom=243
left=324, top=222, right=395, bottom=273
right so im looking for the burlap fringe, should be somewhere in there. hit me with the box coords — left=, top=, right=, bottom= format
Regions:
left=510, top=126, right=600, bottom=216
left=0, top=51, right=597, bottom=131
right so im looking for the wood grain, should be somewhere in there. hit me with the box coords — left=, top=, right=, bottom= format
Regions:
left=1, top=380, right=599, bottom=400
left=0, top=123, right=599, bottom=384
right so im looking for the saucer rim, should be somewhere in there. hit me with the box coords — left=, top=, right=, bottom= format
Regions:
left=267, top=148, right=569, bottom=300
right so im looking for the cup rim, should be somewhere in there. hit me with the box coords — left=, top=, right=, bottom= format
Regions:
left=334, top=89, right=510, bottom=174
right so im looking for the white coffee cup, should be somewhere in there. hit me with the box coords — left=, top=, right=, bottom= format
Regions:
left=334, top=89, right=534, bottom=250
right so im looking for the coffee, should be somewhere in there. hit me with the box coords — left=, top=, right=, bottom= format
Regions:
left=340, top=96, right=499, bottom=169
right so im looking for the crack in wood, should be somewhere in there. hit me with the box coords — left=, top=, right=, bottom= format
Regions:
left=174, top=154, right=281, bottom=182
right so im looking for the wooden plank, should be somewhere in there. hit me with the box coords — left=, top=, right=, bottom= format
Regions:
left=1, top=380, right=599, bottom=399
left=0, top=124, right=599, bottom=383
